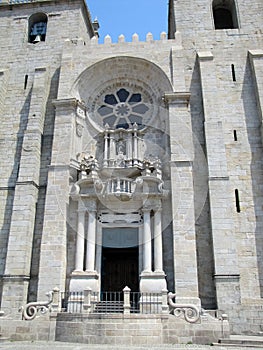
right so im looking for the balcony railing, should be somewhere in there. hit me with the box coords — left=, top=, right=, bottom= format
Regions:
left=107, top=178, right=134, bottom=199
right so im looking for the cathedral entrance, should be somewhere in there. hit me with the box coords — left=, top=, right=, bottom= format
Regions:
left=101, top=227, right=139, bottom=294
left=101, top=247, right=139, bottom=293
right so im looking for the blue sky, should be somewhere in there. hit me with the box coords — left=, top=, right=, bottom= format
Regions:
left=87, top=1, right=168, bottom=43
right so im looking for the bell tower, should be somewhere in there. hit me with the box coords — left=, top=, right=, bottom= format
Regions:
left=168, top=0, right=262, bottom=38
left=169, top=0, right=263, bottom=325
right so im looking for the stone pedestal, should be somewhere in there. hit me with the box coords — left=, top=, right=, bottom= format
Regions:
left=139, top=272, right=167, bottom=313
left=68, top=272, right=99, bottom=313
left=139, top=271, right=167, bottom=293
left=69, top=271, right=99, bottom=292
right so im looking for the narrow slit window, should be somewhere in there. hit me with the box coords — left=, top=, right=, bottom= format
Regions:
left=235, top=189, right=241, bottom=213
left=231, top=64, right=236, bottom=82
left=24, top=74, right=28, bottom=90
left=233, top=130, right=237, bottom=141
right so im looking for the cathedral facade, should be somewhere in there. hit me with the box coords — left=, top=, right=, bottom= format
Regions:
left=0, top=0, right=262, bottom=343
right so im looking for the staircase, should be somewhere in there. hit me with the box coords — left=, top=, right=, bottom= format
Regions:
left=214, top=335, right=263, bottom=348
left=94, top=301, right=124, bottom=313
left=93, top=300, right=140, bottom=314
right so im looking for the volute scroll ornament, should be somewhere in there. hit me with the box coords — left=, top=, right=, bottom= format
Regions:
left=168, top=292, right=200, bottom=323
left=19, top=291, right=53, bottom=321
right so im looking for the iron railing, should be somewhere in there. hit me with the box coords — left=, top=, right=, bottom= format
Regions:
left=131, top=292, right=162, bottom=314
left=60, top=290, right=163, bottom=315
left=94, top=291, right=123, bottom=313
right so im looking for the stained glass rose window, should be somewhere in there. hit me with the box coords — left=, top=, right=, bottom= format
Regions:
left=97, top=88, right=149, bottom=129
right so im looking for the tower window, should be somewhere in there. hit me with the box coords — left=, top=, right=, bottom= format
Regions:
left=212, top=0, right=239, bottom=30
left=28, top=13, right=48, bottom=44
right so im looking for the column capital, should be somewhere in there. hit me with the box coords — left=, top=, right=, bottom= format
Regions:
left=85, top=200, right=97, bottom=213
left=77, top=200, right=87, bottom=213
left=153, top=206, right=162, bottom=213
left=77, top=208, right=87, bottom=213
left=142, top=208, right=152, bottom=213
left=87, top=207, right=97, bottom=214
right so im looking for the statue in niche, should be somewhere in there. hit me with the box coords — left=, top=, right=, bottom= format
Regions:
left=116, top=140, right=126, bottom=167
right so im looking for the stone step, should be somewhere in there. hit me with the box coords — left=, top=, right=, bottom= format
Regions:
left=93, top=301, right=140, bottom=314
left=213, top=335, right=263, bottom=348
left=0, top=338, right=9, bottom=343
left=0, top=334, right=9, bottom=343
left=94, top=301, right=124, bottom=313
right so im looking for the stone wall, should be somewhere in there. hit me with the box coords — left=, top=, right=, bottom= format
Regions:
left=0, top=312, right=228, bottom=345
left=55, top=313, right=227, bottom=345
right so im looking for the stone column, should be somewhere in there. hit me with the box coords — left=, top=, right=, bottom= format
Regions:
left=103, top=130, right=109, bottom=167
left=140, top=204, right=167, bottom=294
left=85, top=210, right=96, bottom=272
left=75, top=206, right=86, bottom=272
left=164, top=92, right=200, bottom=306
left=133, top=124, right=138, bottom=165
left=142, top=209, right=152, bottom=272
left=198, top=51, right=241, bottom=309
left=109, top=133, right=116, bottom=165
left=69, top=200, right=99, bottom=293
left=154, top=209, right=163, bottom=272
left=1, top=67, right=49, bottom=315
left=127, top=132, right=132, bottom=158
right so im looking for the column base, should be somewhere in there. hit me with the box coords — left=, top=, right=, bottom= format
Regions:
left=139, top=271, right=167, bottom=293
left=174, top=296, right=201, bottom=309
left=69, top=271, right=99, bottom=292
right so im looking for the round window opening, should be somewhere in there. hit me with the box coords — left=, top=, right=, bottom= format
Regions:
left=97, top=88, right=150, bottom=129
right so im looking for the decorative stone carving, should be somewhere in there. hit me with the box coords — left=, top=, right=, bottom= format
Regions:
left=19, top=291, right=53, bottom=320
left=76, top=122, right=83, bottom=137
left=168, top=292, right=200, bottom=323
left=98, top=211, right=143, bottom=224
left=76, top=106, right=86, bottom=119
left=79, top=153, right=98, bottom=176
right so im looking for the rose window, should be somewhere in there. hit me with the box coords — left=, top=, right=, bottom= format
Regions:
left=97, top=88, right=149, bottom=129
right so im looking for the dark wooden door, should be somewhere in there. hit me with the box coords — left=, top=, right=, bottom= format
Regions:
left=102, top=247, right=139, bottom=292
